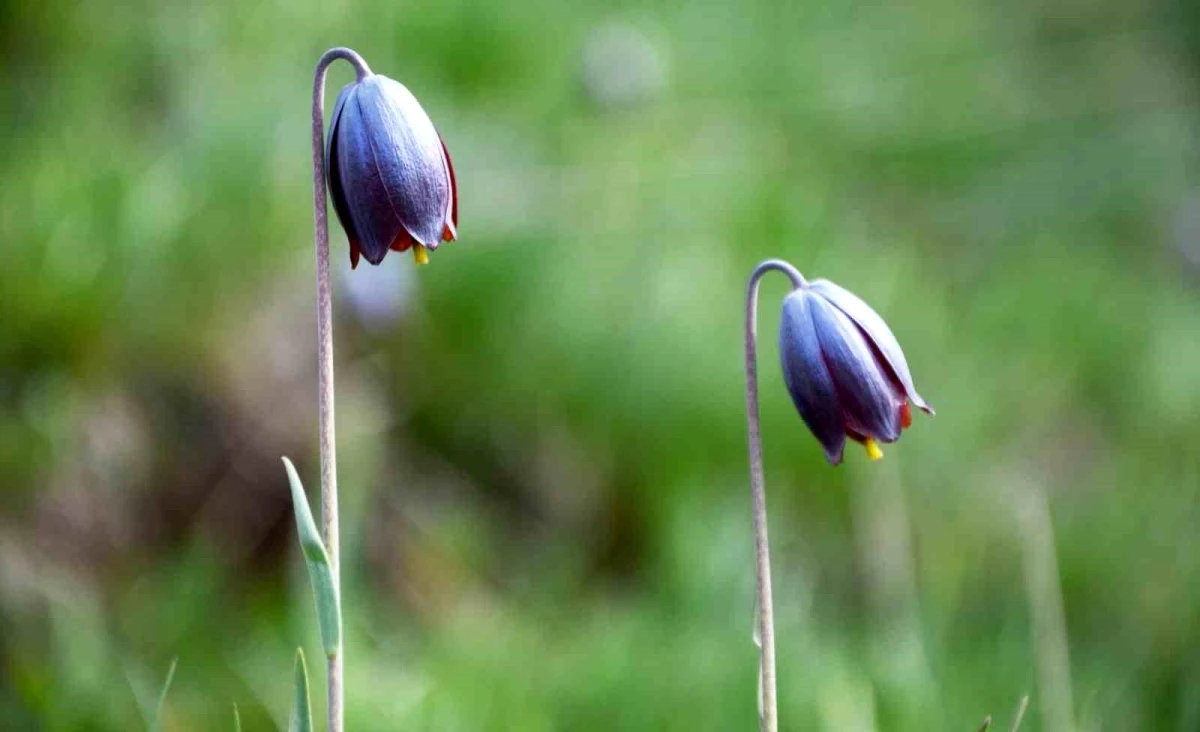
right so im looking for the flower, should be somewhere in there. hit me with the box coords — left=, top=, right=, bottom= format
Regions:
left=778, top=279, right=932, bottom=465
left=326, top=74, right=457, bottom=268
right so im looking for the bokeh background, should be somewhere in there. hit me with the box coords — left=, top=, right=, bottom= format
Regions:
left=2, top=0, right=1200, bottom=729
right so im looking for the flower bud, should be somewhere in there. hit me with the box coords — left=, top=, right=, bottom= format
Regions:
left=326, top=74, right=457, bottom=268
left=779, top=279, right=932, bottom=465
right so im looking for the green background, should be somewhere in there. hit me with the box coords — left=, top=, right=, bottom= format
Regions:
left=2, top=0, right=1199, bottom=728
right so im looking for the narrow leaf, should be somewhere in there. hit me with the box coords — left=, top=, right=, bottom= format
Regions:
left=233, top=703, right=241, bottom=732
left=151, top=657, right=178, bottom=732
left=289, top=649, right=313, bottom=732
left=976, top=715, right=992, bottom=732
left=1010, top=695, right=1029, bottom=732
left=282, top=457, right=342, bottom=658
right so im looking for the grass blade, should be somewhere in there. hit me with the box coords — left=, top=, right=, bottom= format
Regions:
left=282, top=456, right=341, bottom=658
left=289, top=649, right=313, bottom=732
left=151, top=657, right=178, bottom=732
left=233, top=703, right=241, bottom=732
left=1010, top=695, right=1029, bottom=732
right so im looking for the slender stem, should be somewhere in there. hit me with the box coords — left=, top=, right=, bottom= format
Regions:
left=744, top=259, right=805, bottom=732
left=311, top=46, right=371, bottom=732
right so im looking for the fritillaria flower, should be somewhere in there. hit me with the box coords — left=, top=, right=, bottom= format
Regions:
left=287, top=47, right=461, bottom=732
left=326, top=73, right=458, bottom=268
left=778, top=278, right=932, bottom=464
left=742, top=259, right=933, bottom=732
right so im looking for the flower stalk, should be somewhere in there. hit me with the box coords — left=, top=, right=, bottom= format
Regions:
left=743, top=259, right=806, bottom=732
left=310, top=46, right=371, bottom=732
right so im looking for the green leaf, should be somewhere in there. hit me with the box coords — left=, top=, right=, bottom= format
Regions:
left=289, top=649, right=313, bottom=732
left=151, top=657, right=178, bottom=732
left=233, top=703, right=241, bottom=732
left=282, top=457, right=341, bottom=659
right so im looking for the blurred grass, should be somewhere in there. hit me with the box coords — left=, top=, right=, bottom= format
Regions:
left=1, top=0, right=1200, bottom=729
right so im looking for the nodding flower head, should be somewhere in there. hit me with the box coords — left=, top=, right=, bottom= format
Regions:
left=326, top=74, right=457, bottom=268
left=778, top=278, right=932, bottom=465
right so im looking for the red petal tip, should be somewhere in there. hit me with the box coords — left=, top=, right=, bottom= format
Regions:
left=389, top=229, right=415, bottom=252
left=439, top=135, right=458, bottom=227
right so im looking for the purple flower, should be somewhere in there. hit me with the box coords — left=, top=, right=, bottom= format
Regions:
left=778, top=279, right=932, bottom=465
left=326, top=74, right=458, bottom=268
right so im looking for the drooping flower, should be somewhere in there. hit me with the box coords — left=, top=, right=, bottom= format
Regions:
left=326, top=74, right=457, bottom=268
left=778, top=278, right=932, bottom=465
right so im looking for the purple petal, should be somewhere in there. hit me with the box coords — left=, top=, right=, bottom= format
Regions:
left=325, top=83, right=353, bottom=183
left=779, top=290, right=847, bottom=465
left=353, top=75, right=451, bottom=248
left=325, top=83, right=360, bottom=253
left=808, top=279, right=932, bottom=414
left=808, top=294, right=903, bottom=443
left=335, top=84, right=403, bottom=264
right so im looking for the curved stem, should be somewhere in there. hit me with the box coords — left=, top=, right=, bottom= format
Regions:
left=744, top=259, right=805, bottom=732
left=311, top=46, right=370, bottom=732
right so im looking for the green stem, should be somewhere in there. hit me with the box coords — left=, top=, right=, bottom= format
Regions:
left=310, top=46, right=371, bottom=732
left=743, top=259, right=804, bottom=732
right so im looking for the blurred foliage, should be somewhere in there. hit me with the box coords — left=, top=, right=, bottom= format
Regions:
left=1, top=0, right=1199, bottom=729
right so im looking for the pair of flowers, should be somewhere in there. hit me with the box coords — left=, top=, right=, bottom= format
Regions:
left=319, top=56, right=932, bottom=732
left=327, top=71, right=930, bottom=461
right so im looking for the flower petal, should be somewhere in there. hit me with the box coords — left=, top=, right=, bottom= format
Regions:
left=437, top=135, right=458, bottom=246
left=808, top=293, right=903, bottom=443
left=779, top=290, right=847, bottom=465
left=808, top=279, right=932, bottom=414
left=353, top=75, right=451, bottom=249
left=325, top=83, right=353, bottom=187
left=335, top=84, right=403, bottom=265
left=325, top=83, right=362, bottom=265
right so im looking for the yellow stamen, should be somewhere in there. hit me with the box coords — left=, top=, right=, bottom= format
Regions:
left=863, top=438, right=883, bottom=461
left=413, top=244, right=429, bottom=265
